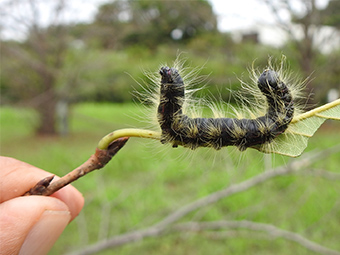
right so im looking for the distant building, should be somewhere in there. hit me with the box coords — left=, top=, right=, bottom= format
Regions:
left=232, top=24, right=340, bottom=54
left=241, top=32, right=259, bottom=44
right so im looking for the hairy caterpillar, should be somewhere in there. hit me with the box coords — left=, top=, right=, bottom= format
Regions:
left=98, top=56, right=339, bottom=157
left=158, top=66, right=294, bottom=151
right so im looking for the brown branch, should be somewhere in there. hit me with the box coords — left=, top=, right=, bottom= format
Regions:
left=23, top=137, right=129, bottom=196
left=153, top=146, right=340, bottom=230
left=298, top=169, right=340, bottom=181
left=66, top=145, right=340, bottom=255
left=174, top=221, right=340, bottom=255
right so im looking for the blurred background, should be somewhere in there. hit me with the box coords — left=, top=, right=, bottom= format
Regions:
left=1, top=0, right=340, bottom=254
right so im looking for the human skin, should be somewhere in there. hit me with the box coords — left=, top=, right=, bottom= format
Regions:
left=0, top=156, right=84, bottom=255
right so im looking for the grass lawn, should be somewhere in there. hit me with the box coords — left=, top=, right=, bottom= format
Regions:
left=1, top=103, right=340, bottom=255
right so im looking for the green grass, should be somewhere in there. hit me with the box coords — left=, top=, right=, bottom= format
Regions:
left=1, top=103, right=340, bottom=255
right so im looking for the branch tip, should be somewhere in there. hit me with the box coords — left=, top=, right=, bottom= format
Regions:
left=108, top=137, right=129, bottom=153
left=24, top=175, right=55, bottom=196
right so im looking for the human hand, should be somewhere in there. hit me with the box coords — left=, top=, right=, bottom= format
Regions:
left=0, top=156, right=84, bottom=254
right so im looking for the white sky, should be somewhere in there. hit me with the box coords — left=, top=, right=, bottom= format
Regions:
left=210, top=0, right=329, bottom=32
left=0, top=0, right=331, bottom=40
left=68, top=0, right=330, bottom=31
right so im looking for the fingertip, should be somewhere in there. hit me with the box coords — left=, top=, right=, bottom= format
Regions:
left=52, top=185, right=84, bottom=221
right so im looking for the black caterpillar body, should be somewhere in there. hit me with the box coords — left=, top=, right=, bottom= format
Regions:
left=157, top=66, right=294, bottom=151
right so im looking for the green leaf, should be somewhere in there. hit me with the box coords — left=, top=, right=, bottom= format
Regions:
left=253, top=99, right=340, bottom=157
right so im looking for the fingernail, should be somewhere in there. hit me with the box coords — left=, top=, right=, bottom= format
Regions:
left=19, top=210, right=71, bottom=255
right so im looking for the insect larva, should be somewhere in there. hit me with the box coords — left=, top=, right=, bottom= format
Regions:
left=157, top=66, right=294, bottom=151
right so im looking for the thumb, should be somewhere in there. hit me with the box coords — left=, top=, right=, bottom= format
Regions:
left=0, top=196, right=71, bottom=255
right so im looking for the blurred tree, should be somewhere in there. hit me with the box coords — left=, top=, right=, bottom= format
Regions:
left=1, top=0, right=69, bottom=135
left=91, top=1, right=131, bottom=49
left=319, top=0, right=340, bottom=28
left=91, top=0, right=218, bottom=50
left=262, top=0, right=340, bottom=104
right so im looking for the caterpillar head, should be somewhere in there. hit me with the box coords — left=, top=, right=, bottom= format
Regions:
left=258, top=69, right=281, bottom=90
left=258, top=69, right=291, bottom=101
left=160, top=66, right=183, bottom=85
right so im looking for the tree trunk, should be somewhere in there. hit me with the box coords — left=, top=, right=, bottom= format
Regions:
left=36, top=90, right=58, bottom=136
left=35, top=68, right=58, bottom=136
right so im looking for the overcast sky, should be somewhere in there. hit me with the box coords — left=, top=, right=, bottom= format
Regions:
left=65, top=0, right=330, bottom=31
left=0, top=0, right=331, bottom=40
left=211, top=0, right=329, bottom=32
left=66, top=0, right=330, bottom=31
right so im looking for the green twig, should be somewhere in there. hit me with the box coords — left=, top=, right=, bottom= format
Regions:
left=97, top=128, right=161, bottom=150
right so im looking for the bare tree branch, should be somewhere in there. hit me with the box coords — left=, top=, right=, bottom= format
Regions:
left=298, top=168, right=340, bottom=181
left=153, top=146, right=340, bottom=230
left=261, top=0, right=297, bottom=39
left=67, top=145, right=340, bottom=255
left=174, top=220, right=340, bottom=255
left=24, top=137, right=129, bottom=196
